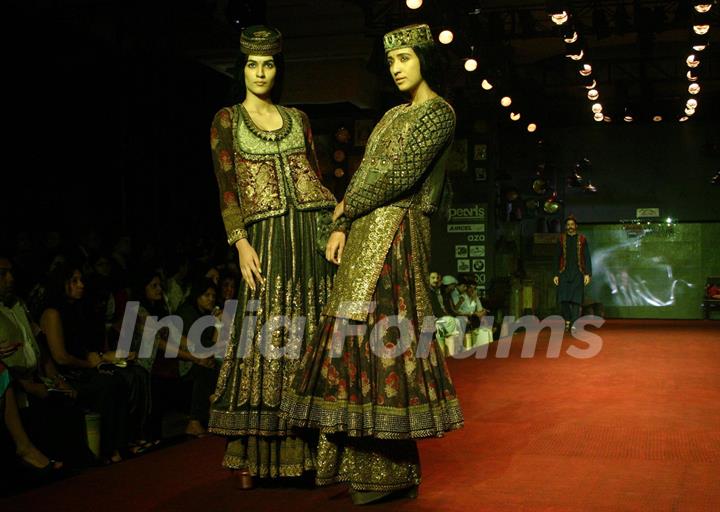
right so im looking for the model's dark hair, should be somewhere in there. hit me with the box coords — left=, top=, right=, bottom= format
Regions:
left=231, top=52, right=285, bottom=104
left=412, top=44, right=446, bottom=95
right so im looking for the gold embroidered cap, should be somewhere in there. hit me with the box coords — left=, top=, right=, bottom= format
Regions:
left=240, top=25, right=283, bottom=56
left=383, top=24, right=434, bottom=53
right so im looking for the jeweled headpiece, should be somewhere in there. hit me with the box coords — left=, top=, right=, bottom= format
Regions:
left=240, top=25, right=283, bottom=56
left=383, top=24, right=434, bottom=53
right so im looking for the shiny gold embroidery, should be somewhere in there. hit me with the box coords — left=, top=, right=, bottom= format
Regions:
left=286, top=152, right=337, bottom=205
left=325, top=206, right=406, bottom=320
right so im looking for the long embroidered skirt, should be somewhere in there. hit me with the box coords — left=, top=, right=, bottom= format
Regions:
left=281, top=212, right=463, bottom=490
left=208, top=207, right=334, bottom=478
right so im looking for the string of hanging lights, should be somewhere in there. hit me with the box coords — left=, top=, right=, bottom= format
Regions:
left=547, top=4, right=610, bottom=123
left=679, top=2, right=713, bottom=122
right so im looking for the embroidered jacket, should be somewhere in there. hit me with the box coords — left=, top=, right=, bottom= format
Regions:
left=210, top=104, right=336, bottom=245
left=558, top=233, right=591, bottom=275
left=326, top=97, right=456, bottom=320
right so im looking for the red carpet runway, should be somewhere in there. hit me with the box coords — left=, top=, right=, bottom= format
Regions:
left=3, top=320, right=719, bottom=511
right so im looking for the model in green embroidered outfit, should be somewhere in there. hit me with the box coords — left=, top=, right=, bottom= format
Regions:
left=207, top=25, right=337, bottom=486
left=280, top=24, right=464, bottom=505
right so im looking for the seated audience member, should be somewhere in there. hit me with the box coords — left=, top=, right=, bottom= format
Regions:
left=218, top=271, right=238, bottom=306
left=40, top=262, right=131, bottom=464
left=428, top=271, right=445, bottom=318
left=165, top=255, right=191, bottom=314
left=0, top=361, right=63, bottom=479
left=131, top=269, right=214, bottom=441
left=175, top=278, right=220, bottom=437
left=707, top=283, right=720, bottom=299
left=0, top=256, right=92, bottom=467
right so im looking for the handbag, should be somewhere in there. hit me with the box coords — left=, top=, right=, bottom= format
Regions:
left=315, top=208, right=334, bottom=255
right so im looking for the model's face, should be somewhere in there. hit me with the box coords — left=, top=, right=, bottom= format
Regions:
left=387, top=47, right=423, bottom=93
left=65, top=270, right=85, bottom=301
left=196, top=287, right=216, bottom=313
left=205, top=268, right=220, bottom=286
left=145, top=276, right=163, bottom=302
left=0, top=258, right=15, bottom=301
left=244, top=55, right=277, bottom=97
left=429, top=272, right=440, bottom=288
left=566, top=220, right=577, bottom=235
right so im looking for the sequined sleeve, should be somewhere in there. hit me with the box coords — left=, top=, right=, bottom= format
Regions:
left=210, top=107, right=247, bottom=245
left=344, top=100, right=455, bottom=220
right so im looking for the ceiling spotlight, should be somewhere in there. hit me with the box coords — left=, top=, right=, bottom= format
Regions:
left=406, top=0, right=423, bottom=9
left=624, top=112, right=633, bottom=122
left=653, top=115, right=663, bottom=122
left=564, top=31, right=579, bottom=43
left=439, top=30, right=454, bottom=44
left=593, top=112, right=604, bottom=121
left=685, top=106, right=696, bottom=115
left=584, top=181, right=597, bottom=193
left=689, top=83, right=701, bottom=94
left=687, top=98, right=698, bottom=108
left=592, top=103, right=603, bottom=113
left=679, top=116, right=689, bottom=122
left=687, top=70, right=699, bottom=81
left=527, top=123, right=537, bottom=132
left=694, top=4, right=712, bottom=13
left=510, top=112, right=521, bottom=121
left=694, top=24, right=710, bottom=35
left=551, top=12, right=569, bottom=25
left=566, top=49, right=584, bottom=60
left=711, top=170, right=720, bottom=185
left=579, top=64, right=592, bottom=76
left=587, top=89, right=599, bottom=100
left=585, top=79, right=597, bottom=89
left=603, top=115, right=612, bottom=122
left=686, top=54, right=700, bottom=67
left=481, top=79, right=493, bottom=90
left=693, top=44, right=707, bottom=52
left=464, top=58, right=478, bottom=72
left=500, top=96, right=512, bottom=107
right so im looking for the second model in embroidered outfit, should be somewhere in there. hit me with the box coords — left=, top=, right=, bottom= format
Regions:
left=207, top=25, right=337, bottom=480
left=281, top=24, right=464, bottom=501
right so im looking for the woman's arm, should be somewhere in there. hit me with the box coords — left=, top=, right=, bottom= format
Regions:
left=344, top=101, right=455, bottom=220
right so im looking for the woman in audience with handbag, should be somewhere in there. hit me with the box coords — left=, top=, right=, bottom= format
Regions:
left=207, top=25, right=340, bottom=487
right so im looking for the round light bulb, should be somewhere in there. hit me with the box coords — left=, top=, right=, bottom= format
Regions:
left=679, top=116, right=689, bottom=122
left=591, top=103, right=602, bottom=113
left=653, top=115, right=662, bottom=122
left=551, top=12, right=569, bottom=25
left=685, top=106, right=696, bottom=115
left=689, top=83, right=700, bottom=94
left=693, top=44, right=707, bottom=52
left=693, top=24, right=710, bottom=35
left=686, top=55, right=700, bottom=68
left=587, top=89, right=599, bottom=100
left=439, top=30, right=454, bottom=44
left=624, top=115, right=633, bottom=122
left=510, top=112, right=521, bottom=121
left=563, top=32, right=578, bottom=43
left=585, top=79, right=597, bottom=90
left=579, top=64, right=592, bottom=76
left=687, top=70, right=699, bottom=81
left=500, top=96, right=512, bottom=107
left=694, top=4, right=712, bottom=14
left=481, top=79, right=493, bottom=90
left=567, top=49, right=584, bottom=60
left=464, top=58, right=478, bottom=72
left=406, top=0, right=423, bottom=9
left=593, top=112, right=604, bottom=121
left=603, top=115, right=612, bottom=122
left=527, top=123, right=537, bottom=133
left=687, top=98, right=698, bottom=109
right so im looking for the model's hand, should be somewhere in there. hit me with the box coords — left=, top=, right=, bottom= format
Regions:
left=332, top=200, right=345, bottom=222
left=326, top=231, right=346, bottom=265
left=583, top=275, right=591, bottom=286
left=236, top=239, right=264, bottom=292
left=553, top=276, right=559, bottom=286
